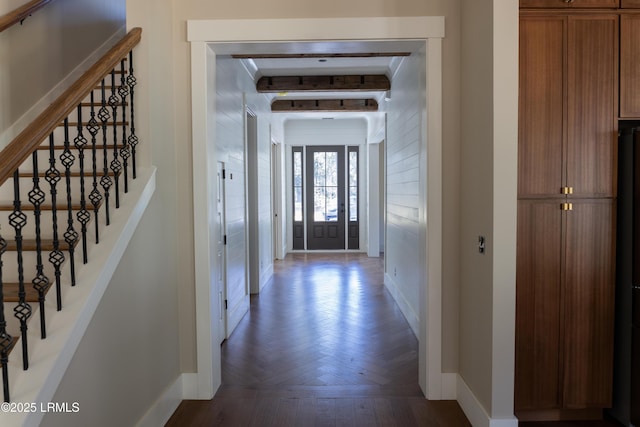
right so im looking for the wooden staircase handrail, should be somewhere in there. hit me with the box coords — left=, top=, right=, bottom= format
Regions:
left=0, top=0, right=53, bottom=33
left=0, top=27, right=142, bottom=187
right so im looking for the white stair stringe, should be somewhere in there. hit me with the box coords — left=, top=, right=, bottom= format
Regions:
left=0, top=166, right=155, bottom=427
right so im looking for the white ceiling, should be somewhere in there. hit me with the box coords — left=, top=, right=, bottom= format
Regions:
left=209, top=39, right=423, bottom=141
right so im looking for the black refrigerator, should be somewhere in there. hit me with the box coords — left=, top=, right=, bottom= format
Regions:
left=611, top=125, right=640, bottom=427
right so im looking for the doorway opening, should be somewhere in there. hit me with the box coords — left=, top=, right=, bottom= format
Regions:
left=188, top=16, right=445, bottom=401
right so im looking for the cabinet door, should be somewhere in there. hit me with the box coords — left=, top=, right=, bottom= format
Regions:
left=621, top=15, right=640, bottom=118
left=566, top=15, right=618, bottom=198
left=519, top=16, right=565, bottom=198
left=621, top=0, right=640, bottom=7
left=563, top=199, right=616, bottom=408
left=520, top=0, right=619, bottom=7
left=515, top=200, right=564, bottom=411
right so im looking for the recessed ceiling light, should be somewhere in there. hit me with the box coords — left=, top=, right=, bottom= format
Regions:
left=318, top=59, right=327, bottom=63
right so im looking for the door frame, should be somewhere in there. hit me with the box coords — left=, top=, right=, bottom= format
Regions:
left=271, top=141, right=284, bottom=259
left=245, top=108, right=260, bottom=293
left=188, top=16, right=444, bottom=400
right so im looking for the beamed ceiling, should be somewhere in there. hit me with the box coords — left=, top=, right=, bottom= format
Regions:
left=233, top=52, right=410, bottom=113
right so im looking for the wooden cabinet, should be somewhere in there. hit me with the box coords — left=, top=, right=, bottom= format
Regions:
left=520, top=0, right=619, bottom=8
left=516, top=200, right=563, bottom=411
left=563, top=199, right=616, bottom=408
left=621, top=14, right=640, bottom=117
left=566, top=17, right=618, bottom=197
left=621, top=0, right=640, bottom=7
left=517, top=12, right=618, bottom=420
left=516, top=199, right=616, bottom=412
left=518, top=17, right=564, bottom=198
left=519, top=14, right=618, bottom=198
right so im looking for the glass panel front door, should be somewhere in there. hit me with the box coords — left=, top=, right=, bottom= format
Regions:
left=306, top=146, right=345, bottom=249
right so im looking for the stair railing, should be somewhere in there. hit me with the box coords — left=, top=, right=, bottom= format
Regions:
left=0, top=0, right=53, bottom=33
left=0, top=27, right=142, bottom=402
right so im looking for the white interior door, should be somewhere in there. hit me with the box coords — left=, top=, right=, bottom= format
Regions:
left=223, top=155, right=250, bottom=338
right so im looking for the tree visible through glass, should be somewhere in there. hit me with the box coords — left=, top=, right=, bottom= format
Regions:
left=349, top=150, right=358, bottom=222
left=313, top=151, right=338, bottom=222
left=293, top=151, right=303, bottom=221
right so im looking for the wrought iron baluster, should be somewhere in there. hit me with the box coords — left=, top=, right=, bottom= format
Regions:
left=109, top=70, right=122, bottom=209
left=87, top=92, right=102, bottom=244
left=29, top=152, right=49, bottom=339
left=0, top=232, right=13, bottom=402
left=45, top=133, right=64, bottom=311
left=74, top=105, right=90, bottom=264
left=127, top=50, right=138, bottom=180
left=98, top=79, right=112, bottom=225
left=61, top=119, right=78, bottom=286
left=119, top=59, right=130, bottom=194
left=10, top=170, right=31, bottom=370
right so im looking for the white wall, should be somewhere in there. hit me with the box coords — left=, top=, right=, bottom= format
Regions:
left=283, top=118, right=368, bottom=252
left=382, top=53, right=424, bottom=337
left=41, top=194, right=180, bottom=427
left=0, top=0, right=126, bottom=148
left=216, top=56, right=249, bottom=334
left=460, top=0, right=494, bottom=410
left=215, top=56, right=273, bottom=316
left=379, top=141, right=385, bottom=253
left=459, top=0, right=518, bottom=422
left=257, top=118, right=273, bottom=288
left=172, top=0, right=462, bottom=378
left=285, top=118, right=367, bottom=147
left=35, top=0, right=182, bottom=423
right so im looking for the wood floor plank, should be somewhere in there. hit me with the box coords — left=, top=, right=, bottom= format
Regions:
left=315, top=398, right=336, bottom=427
left=165, top=253, right=470, bottom=427
left=352, top=397, right=378, bottom=427
left=335, top=397, right=356, bottom=427
left=374, top=397, right=397, bottom=427
left=293, top=397, right=316, bottom=426
left=272, top=398, right=299, bottom=427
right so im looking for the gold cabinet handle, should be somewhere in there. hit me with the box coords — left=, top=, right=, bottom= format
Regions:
left=562, top=203, right=574, bottom=211
left=561, top=186, right=574, bottom=195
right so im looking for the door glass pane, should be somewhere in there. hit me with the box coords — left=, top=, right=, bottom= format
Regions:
left=325, top=152, right=337, bottom=186
left=294, top=187, right=303, bottom=221
left=314, top=187, right=326, bottom=221
left=349, top=150, right=358, bottom=221
left=326, top=186, right=337, bottom=221
left=294, top=151, right=302, bottom=186
left=349, top=187, right=357, bottom=221
left=314, top=152, right=326, bottom=186
left=293, top=150, right=303, bottom=222
left=313, top=151, right=339, bottom=222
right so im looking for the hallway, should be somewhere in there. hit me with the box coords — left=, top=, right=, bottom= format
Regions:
left=166, top=253, right=470, bottom=426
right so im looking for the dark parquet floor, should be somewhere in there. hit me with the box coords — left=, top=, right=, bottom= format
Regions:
left=166, top=253, right=471, bottom=426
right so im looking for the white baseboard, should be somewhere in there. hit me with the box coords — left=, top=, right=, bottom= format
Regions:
left=441, top=372, right=457, bottom=400
left=181, top=373, right=200, bottom=400
left=383, top=273, right=419, bottom=337
left=259, top=263, right=274, bottom=292
left=136, top=375, right=184, bottom=427
left=457, top=375, right=518, bottom=427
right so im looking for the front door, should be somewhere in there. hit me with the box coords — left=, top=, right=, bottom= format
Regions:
left=306, top=146, right=345, bottom=250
